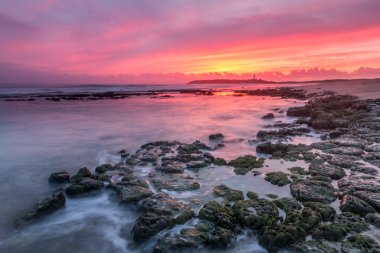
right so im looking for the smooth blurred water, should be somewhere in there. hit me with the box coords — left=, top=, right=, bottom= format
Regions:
left=0, top=91, right=317, bottom=253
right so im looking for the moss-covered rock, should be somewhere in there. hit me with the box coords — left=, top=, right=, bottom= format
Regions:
left=198, top=201, right=235, bottom=230
left=288, top=167, right=310, bottom=175
left=228, top=155, right=264, bottom=175
left=341, top=234, right=380, bottom=253
left=233, top=199, right=279, bottom=230
left=290, top=179, right=336, bottom=204
left=340, top=194, right=376, bottom=216
left=265, top=171, right=291, bottom=186
left=213, top=157, right=227, bottom=165
left=273, top=197, right=302, bottom=214
left=246, top=191, right=259, bottom=199
left=293, top=239, right=338, bottom=253
left=213, top=184, right=244, bottom=202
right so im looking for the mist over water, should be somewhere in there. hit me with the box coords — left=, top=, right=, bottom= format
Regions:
left=0, top=86, right=320, bottom=253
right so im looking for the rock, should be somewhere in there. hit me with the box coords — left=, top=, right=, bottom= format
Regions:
left=213, top=158, right=227, bottom=165
left=327, top=146, right=364, bottom=156
left=338, top=175, right=380, bottom=194
left=302, top=202, right=336, bottom=221
left=340, top=194, right=376, bottom=216
left=257, top=126, right=311, bottom=141
left=293, top=240, right=338, bottom=253
left=153, top=227, right=207, bottom=253
left=20, top=191, right=66, bottom=223
left=139, top=193, right=194, bottom=224
left=265, top=193, right=278, bottom=199
left=307, top=175, right=333, bottom=183
left=48, top=171, right=70, bottom=183
left=233, top=199, right=279, bottom=230
left=209, top=133, right=224, bottom=140
left=70, top=167, right=92, bottom=182
left=264, top=171, right=290, bottom=186
left=262, top=113, right=274, bottom=119
left=120, top=177, right=149, bottom=188
left=152, top=178, right=200, bottom=192
left=109, top=184, right=153, bottom=203
left=290, top=179, right=336, bottom=204
left=329, top=155, right=360, bottom=168
left=133, top=213, right=174, bottom=242
left=198, top=201, right=235, bottom=230
left=273, top=197, right=302, bottom=214
left=256, top=142, right=314, bottom=161
left=246, top=191, right=259, bottom=199
left=259, top=224, right=307, bottom=252
left=288, top=167, right=310, bottom=175
left=353, top=191, right=380, bottom=211
left=194, top=220, right=236, bottom=248
left=365, top=213, right=380, bottom=228
left=95, top=164, right=113, bottom=174
left=294, top=117, right=310, bottom=125
left=312, top=212, right=368, bottom=241
left=312, top=223, right=348, bottom=241
left=287, top=106, right=311, bottom=117
left=284, top=207, right=322, bottom=232
left=332, top=137, right=366, bottom=148
left=309, top=163, right=346, bottom=180
left=65, top=178, right=103, bottom=196
left=341, top=234, right=380, bottom=253
left=133, top=193, right=194, bottom=241
left=158, top=161, right=185, bottom=174
left=228, top=155, right=264, bottom=175
left=213, top=185, right=244, bottom=202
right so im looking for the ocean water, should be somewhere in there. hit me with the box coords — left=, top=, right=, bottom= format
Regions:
left=0, top=85, right=320, bottom=253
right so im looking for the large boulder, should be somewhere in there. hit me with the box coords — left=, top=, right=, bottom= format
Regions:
left=309, top=163, right=346, bottom=180
left=353, top=191, right=380, bottom=211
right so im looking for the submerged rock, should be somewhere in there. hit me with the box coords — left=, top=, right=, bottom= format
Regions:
left=264, top=171, right=290, bottom=186
left=213, top=185, right=244, bottom=202
left=20, top=191, right=66, bottom=223
left=290, top=179, right=336, bottom=204
left=228, top=155, right=264, bottom=175
left=49, top=171, right=70, bottom=183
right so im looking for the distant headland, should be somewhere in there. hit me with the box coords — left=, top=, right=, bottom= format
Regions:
left=188, top=78, right=274, bottom=84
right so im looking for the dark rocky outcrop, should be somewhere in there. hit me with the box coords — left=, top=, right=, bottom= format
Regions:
left=213, top=185, right=244, bottom=202
left=49, top=171, right=70, bottom=183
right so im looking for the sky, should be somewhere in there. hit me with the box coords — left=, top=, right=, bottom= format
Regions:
left=1, top=0, right=380, bottom=84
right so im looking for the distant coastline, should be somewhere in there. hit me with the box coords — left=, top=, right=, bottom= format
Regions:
left=188, top=77, right=380, bottom=84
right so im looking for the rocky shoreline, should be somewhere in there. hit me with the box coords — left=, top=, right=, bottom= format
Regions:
left=16, top=89, right=380, bottom=252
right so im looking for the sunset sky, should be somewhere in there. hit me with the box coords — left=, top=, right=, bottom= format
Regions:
left=1, top=0, right=380, bottom=84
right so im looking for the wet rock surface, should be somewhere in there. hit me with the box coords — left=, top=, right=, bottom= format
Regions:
left=213, top=184, right=244, bottom=202
left=290, top=179, right=336, bottom=204
left=228, top=155, right=264, bottom=175
left=264, top=171, right=291, bottom=186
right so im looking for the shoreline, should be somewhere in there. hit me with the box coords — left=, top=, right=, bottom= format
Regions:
left=8, top=87, right=380, bottom=252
